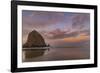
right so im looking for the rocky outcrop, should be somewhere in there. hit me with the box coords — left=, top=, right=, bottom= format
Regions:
left=23, top=30, right=47, bottom=48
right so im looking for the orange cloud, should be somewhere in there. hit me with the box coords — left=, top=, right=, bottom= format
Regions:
left=63, top=35, right=89, bottom=43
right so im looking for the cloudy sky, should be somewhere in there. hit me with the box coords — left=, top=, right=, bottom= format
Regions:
left=22, top=10, right=90, bottom=47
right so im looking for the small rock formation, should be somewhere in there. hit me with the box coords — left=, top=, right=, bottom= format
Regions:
left=23, top=30, right=47, bottom=48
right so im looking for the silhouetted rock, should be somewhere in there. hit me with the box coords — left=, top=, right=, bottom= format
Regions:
left=23, top=30, right=47, bottom=48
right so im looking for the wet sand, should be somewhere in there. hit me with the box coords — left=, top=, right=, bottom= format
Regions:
left=22, top=47, right=90, bottom=62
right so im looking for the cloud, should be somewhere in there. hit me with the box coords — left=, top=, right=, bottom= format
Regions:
left=43, top=28, right=90, bottom=40
left=80, top=29, right=90, bottom=36
left=72, top=13, right=90, bottom=29
left=22, top=10, right=65, bottom=29
left=63, top=35, right=89, bottom=43
left=45, top=28, right=79, bottom=39
left=48, top=36, right=90, bottom=47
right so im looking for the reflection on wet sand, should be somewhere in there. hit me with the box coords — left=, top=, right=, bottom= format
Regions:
left=22, top=48, right=49, bottom=62
left=22, top=47, right=90, bottom=62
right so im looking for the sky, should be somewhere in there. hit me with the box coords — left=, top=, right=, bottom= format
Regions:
left=22, top=10, right=90, bottom=47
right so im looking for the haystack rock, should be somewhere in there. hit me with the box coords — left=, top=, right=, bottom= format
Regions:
left=23, top=30, right=47, bottom=48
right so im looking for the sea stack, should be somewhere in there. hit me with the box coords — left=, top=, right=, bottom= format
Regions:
left=22, top=30, right=48, bottom=60
left=23, top=30, right=46, bottom=48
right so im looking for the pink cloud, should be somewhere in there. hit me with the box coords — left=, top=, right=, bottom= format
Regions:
left=45, top=28, right=79, bottom=39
